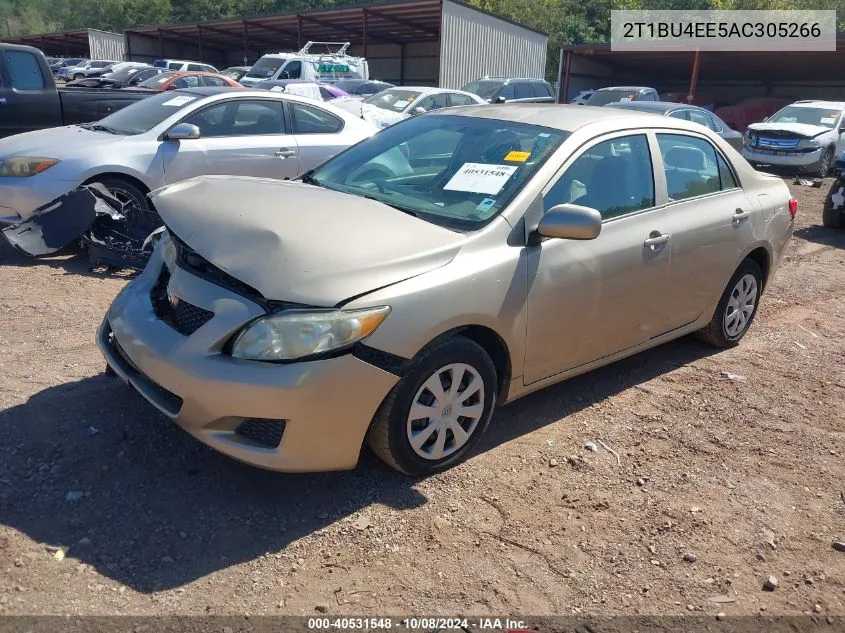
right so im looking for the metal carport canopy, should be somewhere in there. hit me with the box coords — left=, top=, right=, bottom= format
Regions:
left=124, top=0, right=444, bottom=60
left=559, top=34, right=845, bottom=100
left=10, top=29, right=91, bottom=57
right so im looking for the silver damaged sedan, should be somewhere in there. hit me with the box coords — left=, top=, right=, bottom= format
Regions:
left=99, top=105, right=797, bottom=475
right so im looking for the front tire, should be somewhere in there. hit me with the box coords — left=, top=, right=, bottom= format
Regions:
left=89, top=177, right=150, bottom=211
left=696, top=258, right=763, bottom=348
left=367, top=337, right=497, bottom=476
left=816, top=147, right=834, bottom=178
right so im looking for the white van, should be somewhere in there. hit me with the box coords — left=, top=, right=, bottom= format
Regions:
left=240, top=41, right=368, bottom=87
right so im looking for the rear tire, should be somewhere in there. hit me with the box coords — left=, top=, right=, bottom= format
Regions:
left=696, top=259, right=763, bottom=348
left=367, top=337, right=497, bottom=476
left=822, top=180, right=845, bottom=229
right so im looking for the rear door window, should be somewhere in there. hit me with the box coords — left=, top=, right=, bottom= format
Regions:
left=4, top=52, right=44, bottom=90
left=514, top=83, right=533, bottom=99
left=657, top=133, right=725, bottom=201
left=168, top=62, right=183, bottom=70
left=289, top=101, right=343, bottom=134
left=531, top=82, right=552, bottom=98
left=688, top=109, right=716, bottom=131
left=202, top=75, right=228, bottom=87
left=448, top=93, right=477, bottom=107
left=187, top=64, right=204, bottom=71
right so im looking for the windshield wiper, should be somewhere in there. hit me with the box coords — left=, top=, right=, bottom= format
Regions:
left=300, top=171, right=321, bottom=187
left=80, top=123, right=120, bottom=135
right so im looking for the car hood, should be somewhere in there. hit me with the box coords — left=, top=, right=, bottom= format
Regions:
left=0, top=125, right=124, bottom=158
left=151, top=176, right=465, bottom=306
left=361, top=103, right=407, bottom=129
left=747, top=121, right=833, bottom=138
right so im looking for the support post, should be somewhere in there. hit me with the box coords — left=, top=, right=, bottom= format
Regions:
left=362, top=9, right=368, bottom=58
left=125, top=33, right=132, bottom=61
left=157, top=28, right=164, bottom=57
left=687, top=49, right=701, bottom=104
left=399, top=42, right=405, bottom=84
left=197, top=25, right=204, bottom=62
left=243, top=20, right=249, bottom=65
left=297, top=15, right=302, bottom=49
left=64, top=33, right=70, bottom=56
left=560, top=49, right=572, bottom=104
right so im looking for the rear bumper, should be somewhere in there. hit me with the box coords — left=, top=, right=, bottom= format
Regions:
left=98, top=243, right=399, bottom=472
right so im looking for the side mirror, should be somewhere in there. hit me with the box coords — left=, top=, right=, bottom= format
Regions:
left=413, top=106, right=427, bottom=115
left=495, top=95, right=507, bottom=103
left=536, top=203, right=602, bottom=240
left=164, top=123, right=201, bottom=141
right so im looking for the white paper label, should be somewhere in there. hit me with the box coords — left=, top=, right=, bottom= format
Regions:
left=820, top=116, right=836, bottom=124
left=443, top=163, right=518, bottom=195
left=270, top=86, right=285, bottom=92
left=619, top=97, right=632, bottom=102
left=161, top=96, right=196, bottom=107
left=392, top=100, right=410, bottom=109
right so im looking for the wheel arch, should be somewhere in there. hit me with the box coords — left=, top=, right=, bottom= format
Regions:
left=412, top=325, right=513, bottom=406
left=82, top=172, right=152, bottom=197
left=743, top=245, right=771, bottom=291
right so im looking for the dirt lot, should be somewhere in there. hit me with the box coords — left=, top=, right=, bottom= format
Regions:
left=0, top=178, right=843, bottom=618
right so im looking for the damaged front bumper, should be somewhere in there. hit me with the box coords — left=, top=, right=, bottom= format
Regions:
left=1, top=184, right=162, bottom=271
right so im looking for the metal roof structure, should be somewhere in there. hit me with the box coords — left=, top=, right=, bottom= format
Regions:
left=12, top=29, right=92, bottom=56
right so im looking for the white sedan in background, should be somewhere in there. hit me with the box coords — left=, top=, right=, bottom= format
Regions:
left=334, top=86, right=486, bottom=128
left=0, top=87, right=392, bottom=225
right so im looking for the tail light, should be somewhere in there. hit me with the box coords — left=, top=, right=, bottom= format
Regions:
left=788, top=198, right=798, bottom=218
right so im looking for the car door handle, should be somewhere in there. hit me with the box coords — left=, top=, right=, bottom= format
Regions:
left=733, top=208, right=751, bottom=222
left=643, top=233, right=670, bottom=249
left=275, top=148, right=296, bottom=158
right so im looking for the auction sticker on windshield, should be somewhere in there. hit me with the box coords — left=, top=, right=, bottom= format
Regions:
left=444, top=163, right=518, bottom=195
left=162, top=96, right=196, bottom=107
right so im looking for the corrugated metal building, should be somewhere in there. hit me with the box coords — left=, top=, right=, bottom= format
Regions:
left=11, top=28, right=125, bottom=60
left=118, top=0, right=548, bottom=88
left=87, top=29, right=127, bottom=61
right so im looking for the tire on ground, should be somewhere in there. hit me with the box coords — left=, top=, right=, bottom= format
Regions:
left=367, top=336, right=497, bottom=476
left=696, top=258, right=763, bottom=349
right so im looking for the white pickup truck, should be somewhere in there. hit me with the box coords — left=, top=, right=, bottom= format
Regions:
left=742, top=100, right=845, bottom=178
left=240, top=41, right=368, bottom=87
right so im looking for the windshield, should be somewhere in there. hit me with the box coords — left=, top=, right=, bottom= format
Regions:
left=106, top=67, right=144, bottom=82
left=461, top=80, right=502, bottom=100
left=768, top=106, right=841, bottom=129
left=586, top=90, right=641, bottom=106
left=245, top=57, right=285, bottom=79
left=93, top=90, right=200, bottom=135
left=310, top=114, right=568, bottom=230
left=138, top=72, right=177, bottom=88
left=363, top=88, right=424, bottom=112
left=334, top=79, right=365, bottom=93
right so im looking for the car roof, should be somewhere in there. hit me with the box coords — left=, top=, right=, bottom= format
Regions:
left=606, top=101, right=700, bottom=113
left=171, top=87, right=246, bottom=97
left=439, top=103, right=714, bottom=133
left=789, top=100, right=845, bottom=109
left=597, top=86, right=653, bottom=92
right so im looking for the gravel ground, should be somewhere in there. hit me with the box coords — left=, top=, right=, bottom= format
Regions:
left=0, top=177, right=843, bottom=618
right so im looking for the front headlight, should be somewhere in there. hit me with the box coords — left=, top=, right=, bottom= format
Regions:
left=0, top=157, right=60, bottom=177
left=231, top=306, right=391, bottom=361
left=797, top=138, right=822, bottom=150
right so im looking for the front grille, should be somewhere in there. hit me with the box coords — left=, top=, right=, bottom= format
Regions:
left=172, top=300, right=213, bottom=336
left=755, top=136, right=800, bottom=150
left=150, top=266, right=214, bottom=336
left=235, top=419, right=287, bottom=448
